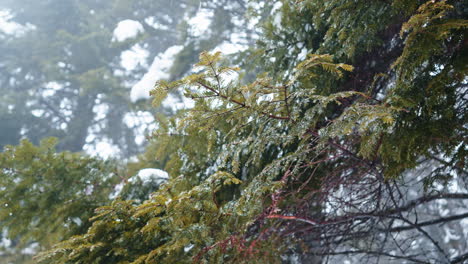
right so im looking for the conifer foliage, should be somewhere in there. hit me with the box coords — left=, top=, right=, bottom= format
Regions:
left=0, top=138, right=118, bottom=262
left=3, top=0, right=468, bottom=263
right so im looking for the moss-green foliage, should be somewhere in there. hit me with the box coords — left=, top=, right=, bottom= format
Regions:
left=382, top=0, right=467, bottom=178
left=38, top=51, right=396, bottom=263
left=37, top=0, right=467, bottom=263
left=257, top=0, right=395, bottom=78
left=0, top=138, right=118, bottom=262
left=37, top=172, right=272, bottom=263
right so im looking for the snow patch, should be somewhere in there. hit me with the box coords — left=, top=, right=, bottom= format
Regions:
left=71, top=217, right=83, bottom=226
left=110, top=169, right=169, bottom=199
left=297, top=47, right=308, bottom=61
left=184, top=244, right=194, bottom=252
left=272, top=2, right=283, bottom=13
left=130, top=168, right=169, bottom=184
left=212, top=42, right=247, bottom=55
left=112, top=19, right=144, bottom=42
left=121, top=44, right=149, bottom=71
left=272, top=2, right=283, bottom=28
left=0, top=10, right=35, bottom=36
left=273, top=12, right=282, bottom=28
left=162, top=93, right=195, bottom=111
left=130, top=45, right=183, bottom=102
left=122, top=111, right=157, bottom=145
left=0, top=230, right=11, bottom=248
left=20, top=242, right=39, bottom=255
left=84, top=140, right=121, bottom=159
left=145, top=16, right=170, bottom=31
left=188, top=9, right=212, bottom=37
left=109, top=182, right=125, bottom=200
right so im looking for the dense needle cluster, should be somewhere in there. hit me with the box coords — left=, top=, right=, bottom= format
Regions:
left=1, top=0, right=467, bottom=263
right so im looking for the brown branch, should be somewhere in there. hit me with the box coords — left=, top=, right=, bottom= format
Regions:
left=266, top=214, right=318, bottom=225
left=38, top=98, right=69, bottom=124
left=384, top=212, right=468, bottom=233
left=380, top=193, right=468, bottom=216
left=450, top=252, right=468, bottom=264
left=315, top=250, right=428, bottom=263
left=385, top=182, right=450, bottom=261
left=283, top=85, right=291, bottom=118
left=307, top=130, right=376, bottom=171
left=429, top=154, right=468, bottom=176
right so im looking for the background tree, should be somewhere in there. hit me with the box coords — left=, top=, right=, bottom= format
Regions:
left=0, top=0, right=256, bottom=156
left=0, top=138, right=118, bottom=263
left=0, top=0, right=192, bottom=155
left=37, top=0, right=468, bottom=262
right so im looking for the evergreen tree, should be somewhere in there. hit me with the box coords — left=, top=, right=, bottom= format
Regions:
left=0, top=2, right=259, bottom=262
left=0, top=138, right=118, bottom=263
left=3, top=0, right=468, bottom=263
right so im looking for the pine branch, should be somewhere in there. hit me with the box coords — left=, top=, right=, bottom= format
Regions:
left=196, top=81, right=290, bottom=120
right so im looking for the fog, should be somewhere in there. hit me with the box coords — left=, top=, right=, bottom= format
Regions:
left=0, top=0, right=251, bottom=158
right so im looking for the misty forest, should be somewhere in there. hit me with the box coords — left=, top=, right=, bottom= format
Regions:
left=0, top=0, right=467, bottom=263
